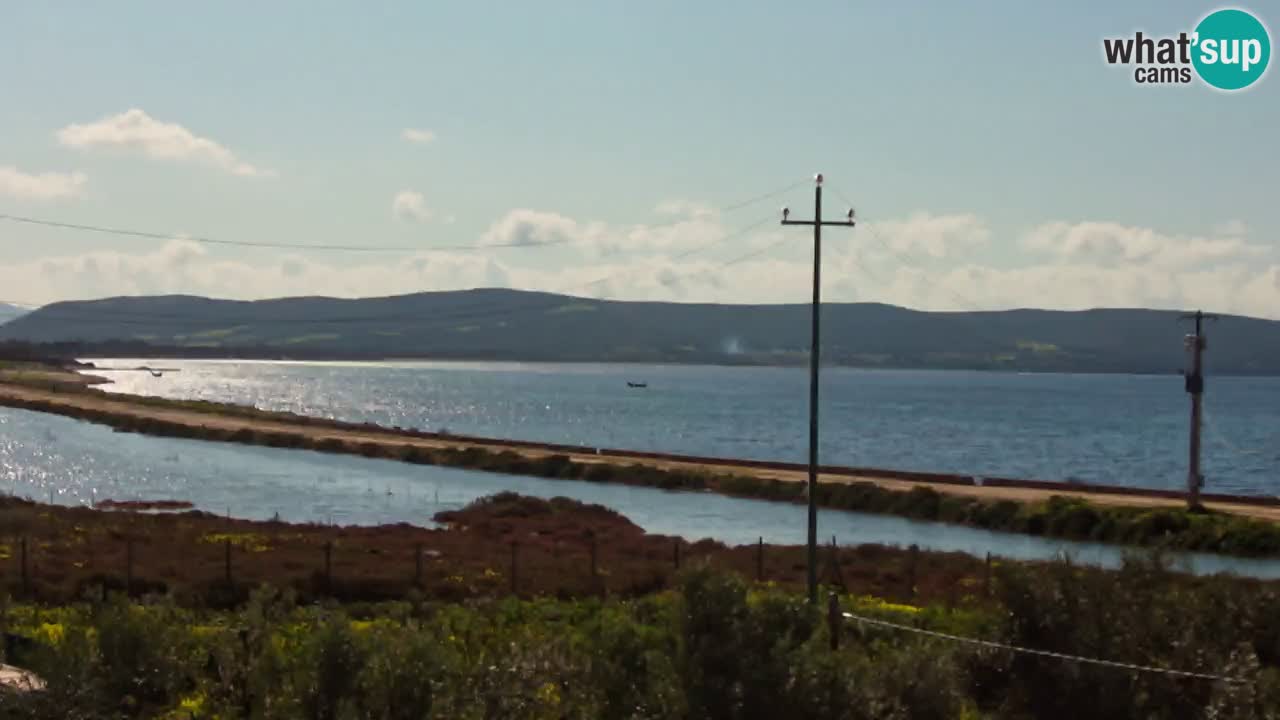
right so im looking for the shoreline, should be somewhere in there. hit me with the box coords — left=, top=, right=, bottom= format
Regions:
left=75, top=353, right=1276, bottom=377
left=3, top=370, right=1280, bottom=557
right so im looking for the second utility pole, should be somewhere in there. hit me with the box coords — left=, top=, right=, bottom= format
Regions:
left=782, top=173, right=855, bottom=604
left=1180, top=309, right=1217, bottom=510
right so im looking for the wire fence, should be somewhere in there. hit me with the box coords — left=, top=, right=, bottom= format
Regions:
left=0, top=525, right=868, bottom=606
left=833, top=602, right=1249, bottom=685
left=0, top=514, right=1256, bottom=687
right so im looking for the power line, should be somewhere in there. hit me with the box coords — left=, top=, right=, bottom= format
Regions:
left=826, top=184, right=1052, bottom=358
left=570, top=215, right=776, bottom=296
left=0, top=214, right=783, bottom=331
left=0, top=213, right=573, bottom=253
left=0, top=178, right=811, bottom=255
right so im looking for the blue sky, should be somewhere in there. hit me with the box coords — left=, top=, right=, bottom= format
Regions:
left=1, top=1, right=1277, bottom=316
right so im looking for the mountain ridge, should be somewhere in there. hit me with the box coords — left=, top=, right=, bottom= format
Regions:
left=0, top=288, right=1274, bottom=374
left=0, top=302, right=29, bottom=326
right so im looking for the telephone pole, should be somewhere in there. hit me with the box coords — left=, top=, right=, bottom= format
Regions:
left=1180, top=309, right=1217, bottom=510
left=781, top=173, right=855, bottom=604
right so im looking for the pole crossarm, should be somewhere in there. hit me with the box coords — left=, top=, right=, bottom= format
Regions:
left=779, top=173, right=857, bottom=604
left=780, top=220, right=856, bottom=227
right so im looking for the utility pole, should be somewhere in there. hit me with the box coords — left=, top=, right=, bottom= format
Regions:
left=1180, top=309, right=1217, bottom=510
left=781, top=173, right=855, bottom=604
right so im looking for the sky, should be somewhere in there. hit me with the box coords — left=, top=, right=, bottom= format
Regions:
left=1, top=1, right=1277, bottom=317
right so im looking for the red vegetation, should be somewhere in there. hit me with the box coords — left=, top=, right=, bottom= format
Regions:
left=0, top=492, right=993, bottom=608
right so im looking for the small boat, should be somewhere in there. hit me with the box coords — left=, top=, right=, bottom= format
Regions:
left=626, top=381, right=648, bottom=388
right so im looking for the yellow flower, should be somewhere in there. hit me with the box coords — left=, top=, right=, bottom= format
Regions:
left=535, top=681, right=561, bottom=707
left=34, top=623, right=65, bottom=645
left=855, top=595, right=922, bottom=615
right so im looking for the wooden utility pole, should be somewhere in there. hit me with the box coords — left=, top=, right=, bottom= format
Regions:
left=781, top=173, right=856, bottom=604
left=1180, top=310, right=1217, bottom=510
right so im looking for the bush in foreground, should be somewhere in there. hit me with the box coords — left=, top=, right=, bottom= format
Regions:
left=5, top=558, right=1280, bottom=719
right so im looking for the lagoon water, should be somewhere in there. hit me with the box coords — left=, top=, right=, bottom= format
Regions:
left=88, top=359, right=1280, bottom=497
left=4, top=406, right=1280, bottom=579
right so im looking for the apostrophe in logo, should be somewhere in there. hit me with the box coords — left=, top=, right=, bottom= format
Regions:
left=1191, top=8, right=1270, bottom=90
left=1102, top=7, right=1271, bottom=91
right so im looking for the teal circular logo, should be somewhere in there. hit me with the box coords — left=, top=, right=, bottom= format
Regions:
left=1192, top=8, right=1271, bottom=90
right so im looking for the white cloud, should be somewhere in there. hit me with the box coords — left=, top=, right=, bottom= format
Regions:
left=0, top=166, right=87, bottom=200
left=1214, top=219, right=1249, bottom=237
left=56, top=109, right=273, bottom=178
left=480, top=209, right=586, bottom=247
left=401, top=128, right=436, bottom=144
left=871, top=212, right=991, bottom=259
left=392, top=190, right=434, bottom=223
left=5, top=208, right=1280, bottom=320
left=480, top=207, right=734, bottom=258
left=1022, top=220, right=1268, bottom=270
left=0, top=240, right=510, bottom=305
left=654, top=199, right=717, bottom=219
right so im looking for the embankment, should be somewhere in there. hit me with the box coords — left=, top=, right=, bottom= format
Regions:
left=3, top=376, right=1280, bottom=557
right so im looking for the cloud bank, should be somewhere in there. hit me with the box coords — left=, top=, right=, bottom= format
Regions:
left=0, top=166, right=87, bottom=200
left=3, top=207, right=1277, bottom=319
left=56, top=109, right=273, bottom=178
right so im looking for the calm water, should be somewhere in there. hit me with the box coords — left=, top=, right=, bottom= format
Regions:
left=4, top=406, right=1280, bottom=579
left=88, top=359, right=1280, bottom=497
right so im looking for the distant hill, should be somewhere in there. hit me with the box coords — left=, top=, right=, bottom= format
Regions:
left=0, top=303, right=29, bottom=326
left=0, top=288, right=1275, bottom=374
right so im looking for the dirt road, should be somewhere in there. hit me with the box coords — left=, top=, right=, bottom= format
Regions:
left=2, top=380, right=1278, bottom=523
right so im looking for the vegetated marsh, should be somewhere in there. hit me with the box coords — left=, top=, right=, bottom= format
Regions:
left=4, top=544, right=1280, bottom=718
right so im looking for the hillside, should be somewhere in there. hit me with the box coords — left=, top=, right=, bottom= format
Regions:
left=0, top=288, right=1274, bottom=374
left=0, top=302, right=28, bottom=326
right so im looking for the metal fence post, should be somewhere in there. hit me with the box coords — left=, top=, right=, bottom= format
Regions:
left=510, top=541, right=519, bottom=596
left=20, top=536, right=29, bottom=597
left=414, top=543, right=423, bottom=588
left=908, top=544, right=919, bottom=601
left=126, top=538, right=134, bottom=597
left=756, top=536, right=764, bottom=581
left=983, top=552, right=992, bottom=598
left=324, top=541, right=333, bottom=593
left=589, top=532, right=598, bottom=579
left=827, top=592, right=841, bottom=651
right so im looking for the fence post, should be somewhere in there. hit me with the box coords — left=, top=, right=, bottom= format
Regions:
left=589, top=532, right=598, bottom=579
left=756, top=536, right=764, bottom=581
left=414, top=543, right=423, bottom=588
left=827, top=592, right=841, bottom=651
left=20, top=536, right=29, bottom=597
left=224, top=539, right=232, bottom=585
left=907, top=544, right=918, bottom=601
left=323, top=541, right=333, bottom=593
left=673, top=538, right=680, bottom=570
left=126, top=538, right=134, bottom=597
left=983, top=552, right=992, bottom=598
left=510, top=541, right=519, bottom=596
